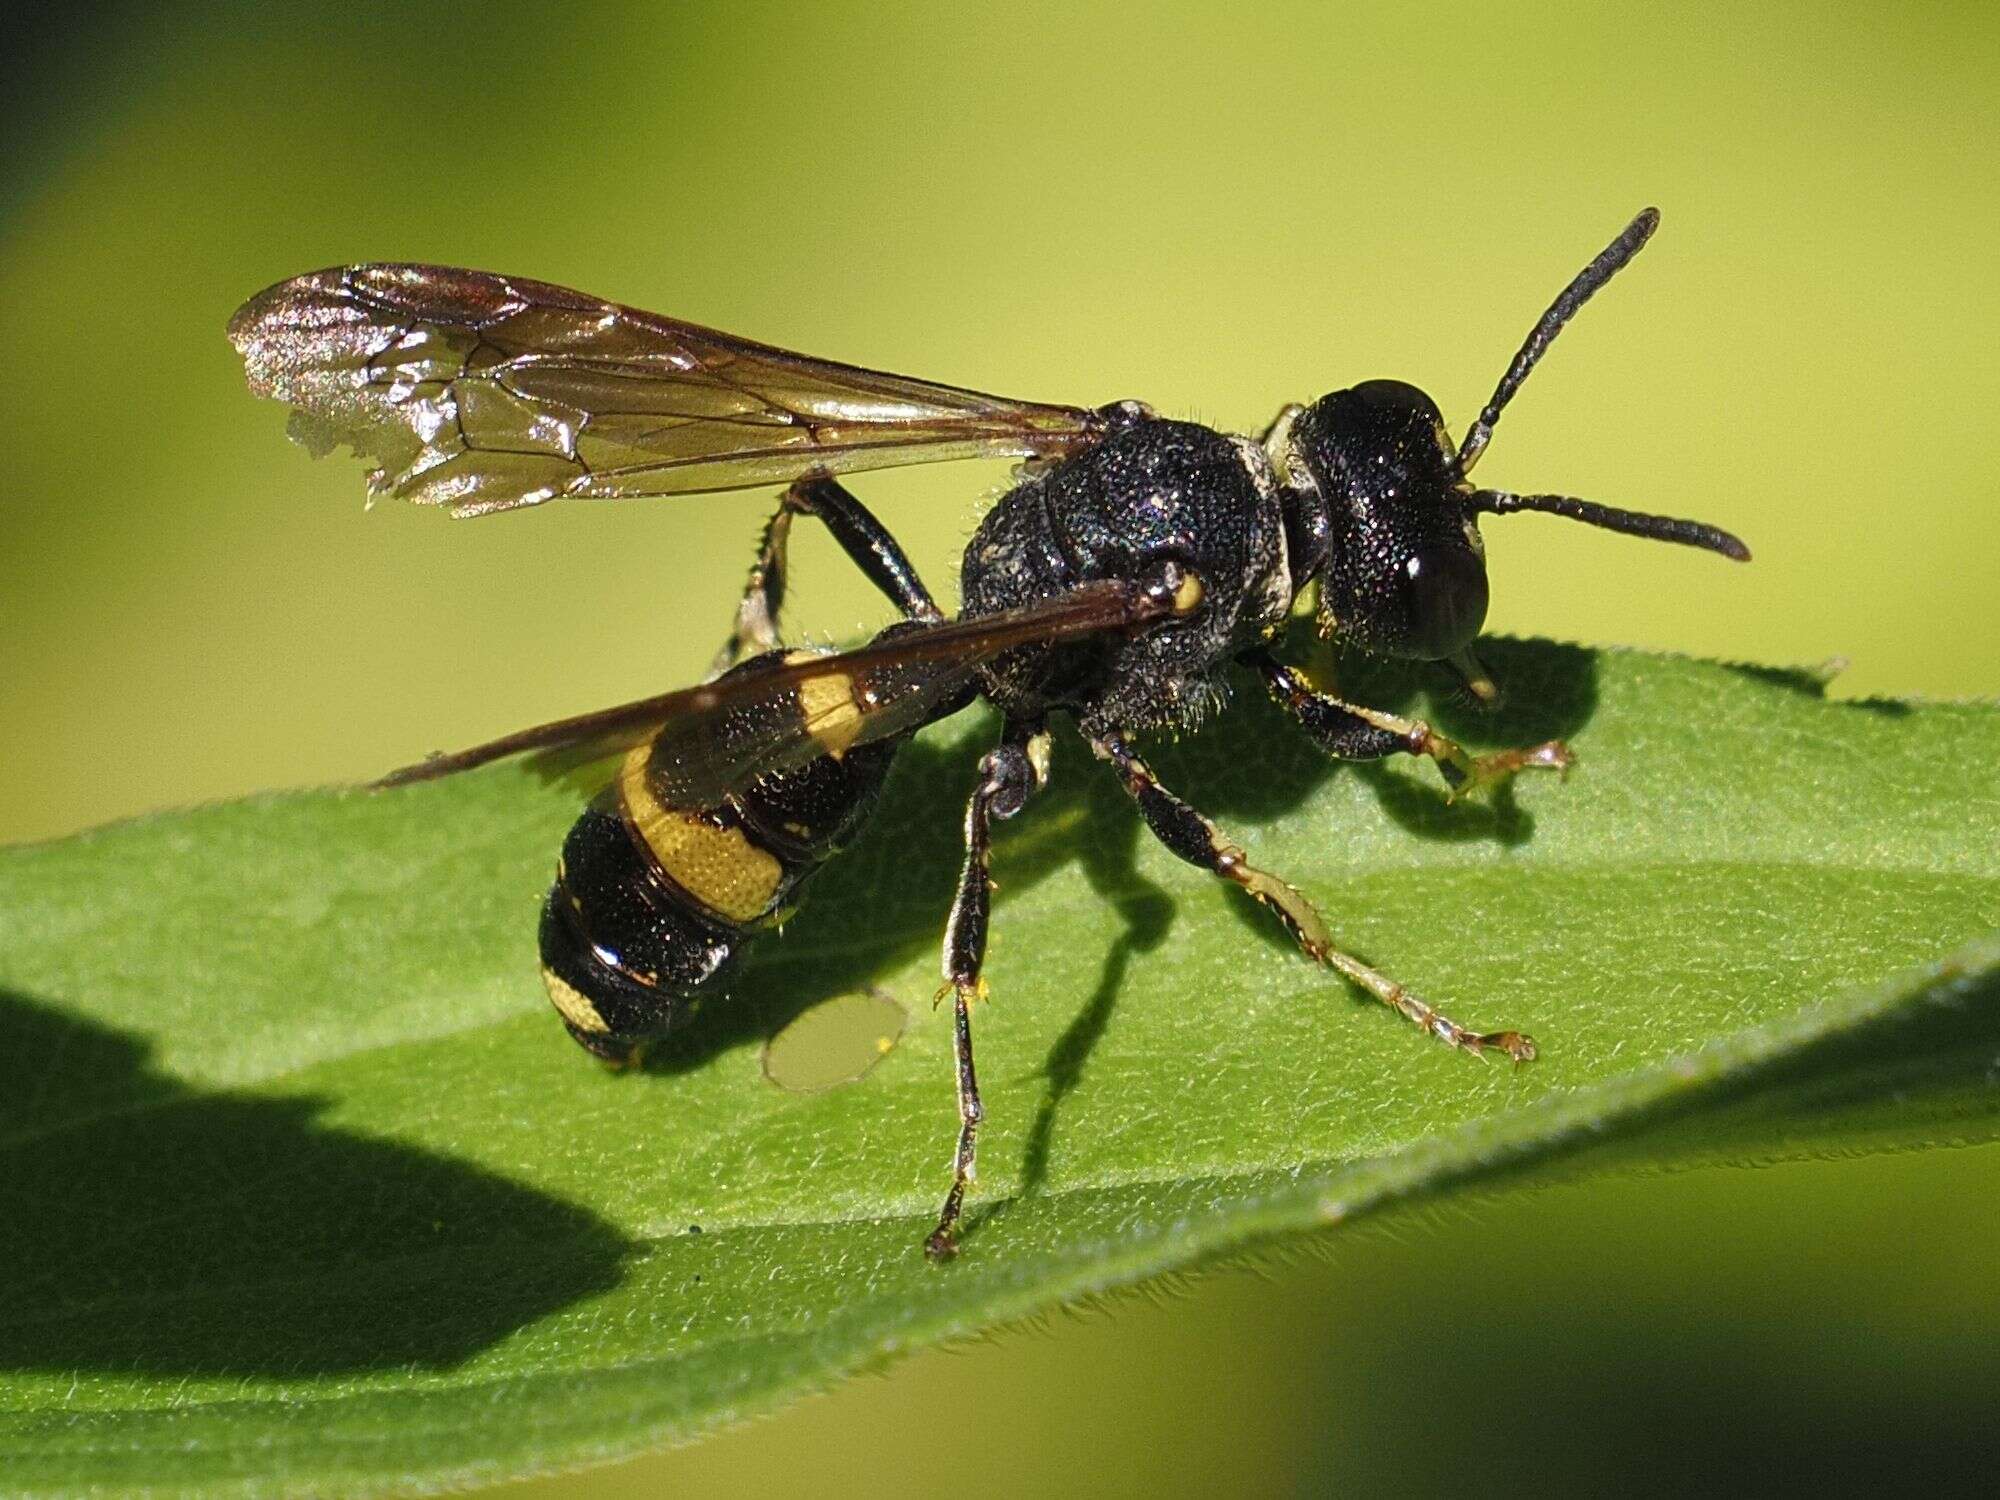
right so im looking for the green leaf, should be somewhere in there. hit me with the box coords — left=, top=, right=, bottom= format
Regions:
left=2, top=640, right=1995, bottom=1497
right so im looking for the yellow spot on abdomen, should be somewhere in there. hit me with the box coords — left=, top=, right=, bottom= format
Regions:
left=788, top=654, right=865, bottom=756
left=620, top=746, right=784, bottom=924
left=542, top=967, right=611, bottom=1035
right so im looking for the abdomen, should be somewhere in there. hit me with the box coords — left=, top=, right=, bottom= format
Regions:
left=539, top=669, right=902, bottom=1066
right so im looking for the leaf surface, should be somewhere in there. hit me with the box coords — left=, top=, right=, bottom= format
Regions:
left=1, top=641, right=1995, bottom=1497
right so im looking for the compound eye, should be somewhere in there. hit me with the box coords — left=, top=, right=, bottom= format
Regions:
left=1402, top=547, right=1489, bottom=659
left=1349, top=379, right=1442, bottom=420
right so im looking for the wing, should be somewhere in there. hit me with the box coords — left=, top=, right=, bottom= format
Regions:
left=378, top=580, right=1172, bottom=802
left=228, top=264, right=1108, bottom=516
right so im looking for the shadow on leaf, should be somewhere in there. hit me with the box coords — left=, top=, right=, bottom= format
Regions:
left=0, top=989, right=634, bottom=1377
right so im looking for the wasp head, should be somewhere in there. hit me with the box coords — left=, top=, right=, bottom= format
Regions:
left=1279, top=379, right=1491, bottom=672
left=1269, top=209, right=1749, bottom=701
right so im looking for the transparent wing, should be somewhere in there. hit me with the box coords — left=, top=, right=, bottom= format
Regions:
left=378, top=580, right=1171, bottom=803
left=229, top=264, right=1107, bottom=516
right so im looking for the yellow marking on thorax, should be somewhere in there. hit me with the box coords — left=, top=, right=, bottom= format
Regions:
left=785, top=652, right=865, bottom=757
left=620, top=745, right=784, bottom=925
left=1172, top=571, right=1205, bottom=615
left=542, top=967, right=611, bottom=1035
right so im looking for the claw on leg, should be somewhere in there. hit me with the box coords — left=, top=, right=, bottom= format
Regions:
left=1425, top=730, right=1574, bottom=800
left=1318, top=950, right=1537, bottom=1062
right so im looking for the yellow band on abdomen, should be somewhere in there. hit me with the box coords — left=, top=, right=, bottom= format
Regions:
left=619, top=745, right=784, bottom=925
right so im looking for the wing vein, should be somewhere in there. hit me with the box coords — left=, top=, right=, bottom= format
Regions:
left=229, top=262, right=1106, bottom=515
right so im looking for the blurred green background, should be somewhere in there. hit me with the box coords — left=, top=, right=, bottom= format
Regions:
left=4, top=2, right=1995, bottom=1493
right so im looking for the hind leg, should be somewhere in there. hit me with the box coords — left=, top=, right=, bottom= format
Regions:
left=926, top=724, right=1048, bottom=1258
left=715, top=474, right=943, bottom=670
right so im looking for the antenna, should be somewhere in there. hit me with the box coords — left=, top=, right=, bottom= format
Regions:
left=1457, top=207, right=1660, bottom=476
left=1471, top=489, right=1750, bottom=560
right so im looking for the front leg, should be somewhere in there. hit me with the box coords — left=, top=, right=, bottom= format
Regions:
left=1091, top=730, right=1535, bottom=1062
left=927, top=723, right=1049, bottom=1260
left=1250, top=650, right=1572, bottom=798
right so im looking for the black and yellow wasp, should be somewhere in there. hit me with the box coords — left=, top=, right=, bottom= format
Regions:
left=229, top=208, right=1746, bottom=1257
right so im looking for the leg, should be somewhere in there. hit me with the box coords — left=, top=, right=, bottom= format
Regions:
left=714, top=473, right=944, bottom=670
left=1091, top=730, right=1536, bottom=1062
left=1249, top=650, right=1572, bottom=798
left=927, top=724, right=1047, bottom=1259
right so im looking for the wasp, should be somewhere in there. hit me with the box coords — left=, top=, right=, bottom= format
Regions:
left=229, top=208, right=1746, bottom=1257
